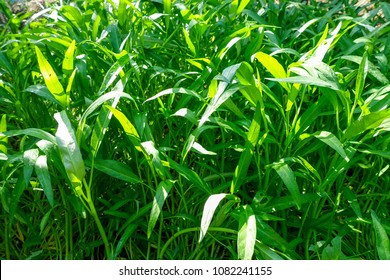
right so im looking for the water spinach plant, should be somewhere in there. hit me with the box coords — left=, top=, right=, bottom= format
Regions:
left=0, top=0, right=389, bottom=260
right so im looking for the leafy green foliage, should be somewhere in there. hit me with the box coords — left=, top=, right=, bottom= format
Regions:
left=0, top=0, right=389, bottom=260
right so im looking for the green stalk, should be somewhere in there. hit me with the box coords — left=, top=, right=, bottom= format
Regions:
left=87, top=198, right=111, bottom=259
left=83, top=179, right=111, bottom=259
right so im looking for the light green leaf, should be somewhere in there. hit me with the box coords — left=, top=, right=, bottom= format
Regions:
left=313, top=131, right=349, bottom=161
left=141, top=140, right=168, bottom=179
left=341, top=55, right=389, bottom=85
left=344, top=108, right=390, bottom=140
left=199, top=193, right=227, bottom=243
left=192, top=142, right=217, bottom=155
left=144, top=88, right=204, bottom=104
left=355, top=51, right=368, bottom=104
left=62, top=40, right=76, bottom=74
left=35, top=46, right=67, bottom=107
left=147, top=180, right=174, bottom=239
left=171, top=108, right=197, bottom=123
left=0, top=115, right=7, bottom=154
left=54, top=111, right=85, bottom=189
left=238, top=205, right=256, bottom=260
left=254, top=52, right=290, bottom=92
left=76, top=91, right=135, bottom=143
left=183, top=27, right=196, bottom=56
left=97, top=55, right=130, bottom=96
left=268, top=76, right=340, bottom=91
left=105, top=105, right=142, bottom=153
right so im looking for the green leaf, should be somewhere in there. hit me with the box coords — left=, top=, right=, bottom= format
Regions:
left=344, top=108, right=390, bottom=140
left=0, top=115, right=7, bottom=154
left=0, top=52, right=14, bottom=75
left=341, top=55, right=389, bottom=85
left=76, top=91, right=135, bottom=143
left=355, top=51, right=368, bottom=104
left=1, top=128, right=56, bottom=144
left=256, top=218, right=289, bottom=253
left=236, top=0, right=250, bottom=15
left=262, top=193, right=325, bottom=212
left=371, top=210, right=390, bottom=260
left=62, top=40, right=76, bottom=74
left=35, top=155, right=54, bottom=207
left=90, top=159, right=141, bottom=183
left=144, top=87, right=204, bottom=104
left=343, top=187, right=362, bottom=219
left=54, top=111, right=85, bottom=190
left=199, top=193, right=227, bottom=243
left=183, top=27, right=196, bottom=56
left=167, top=157, right=212, bottom=195
left=35, top=46, right=67, bottom=107
left=237, top=205, right=256, bottom=260
left=254, top=52, right=290, bottom=92
left=192, top=142, right=217, bottom=155
left=141, top=140, right=168, bottom=179
left=97, top=55, right=130, bottom=96
left=313, top=131, right=349, bottom=161
left=25, top=85, right=62, bottom=105
left=114, top=223, right=138, bottom=258
left=231, top=102, right=261, bottom=194
left=273, top=163, right=301, bottom=209
left=105, top=105, right=143, bottom=153
left=147, top=180, right=174, bottom=239
left=90, top=105, right=116, bottom=159
left=322, top=236, right=343, bottom=260
left=255, top=241, right=284, bottom=260
left=268, top=76, right=340, bottom=91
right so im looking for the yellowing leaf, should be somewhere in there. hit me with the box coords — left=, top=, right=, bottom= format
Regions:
left=35, top=46, right=68, bottom=107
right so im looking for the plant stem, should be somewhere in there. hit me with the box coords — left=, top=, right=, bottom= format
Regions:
left=88, top=199, right=111, bottom=259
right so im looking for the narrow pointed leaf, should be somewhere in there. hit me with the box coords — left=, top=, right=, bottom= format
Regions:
left=147, top=180, right=174, bottom=239
left=313, top=131, right=349, bottom=161
left=238, top=205, right=256, bottom=260
left=35, top=155, right=54, bottom=207
left=344, top=108, right=390, bottom=140
left=91, top=159, right=141, bottom=183
left=35, top=46, right=67, bottom=107
left=254, top=52, right=290, bottom=92
left=199, top=193, right=227, bottom=243
left=273, top=163, right=301, bottom=209
left=62, top=40, right=76, bottom=74
left=371, top=210, right=390, bottom=260
left=54, top=111, right=85, bottom=187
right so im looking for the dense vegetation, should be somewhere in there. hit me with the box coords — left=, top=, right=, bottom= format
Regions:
left=0, top=0, right=389, bottom=260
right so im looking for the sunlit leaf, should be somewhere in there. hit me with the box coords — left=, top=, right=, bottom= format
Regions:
left=199, top=193, right=227, bottom=243
left=147, top=180, right=174, bottom=239
left=237, top=205, right=256, bottom=260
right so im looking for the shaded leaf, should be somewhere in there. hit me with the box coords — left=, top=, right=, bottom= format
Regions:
left=35, top=155, right=54, bottom=207
left=371, top=210, right=390, bottom=260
